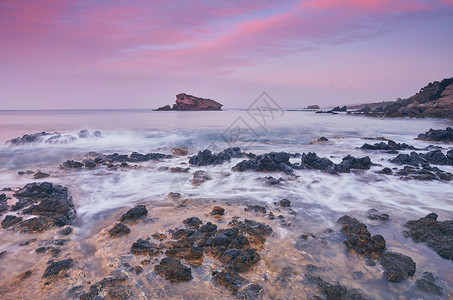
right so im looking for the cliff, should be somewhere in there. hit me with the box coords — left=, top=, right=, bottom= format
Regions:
left=155, top=93, right=223, bottom=111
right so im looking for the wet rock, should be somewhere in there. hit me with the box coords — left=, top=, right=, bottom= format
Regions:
left=334, top=155, right=372, bottom=173
left=8, top=132, right=52, bottom=145
left=361, top=141, right=417, bottom=151
left=211, top=206, right=225, bottom=216
left=78, top=130, right=90, bottom=138
left=183, top=217, right=203, bottom=228
left=244, top=205, right=267, bottom=214
left=306, top=275, right=367, bottom=300
left=152, top=233, right=167, bottom=241
left=416, top=272, right=444, bottom=296
left=0, top=250, right=7, bottom=258
left=390, top=150, right=453, bottom=166
left=80, top=276, right=128, bottom=300
left=10, top=198, right=33, bottom=211
left=134, top=266, right=144, bottom=275
left=264, top=176, right=282, bottom=185
left=367, top=209, right=389, bottom=220
left=218, top=248, right=260, bottom=272
left=1, top=215, right=22, bottom=228
left=119, top=205, right=148, bottom=223
left=404, top=213, right=453, bottom=260
left=396, top=165, right=453, bottom=181
left=42, top=258, right=74, bottom=278
left=300, top=152, right=335, bottom=172
left=19, top=182, right=76, bottom=227
left=170, top=167, right=190, bottom=173
left=212, top=270, right=246, bottom=294
left=131, top=239, right=160, bottom=256
left=84, top=160, right=96, bottom=168
left=332, top=106, right=347, bottom=112
left=166, top=192, right=181, bottom=200
left=19, top=270, right=33, bottom=281
left=417, top=127, right=453, bottom=142
left=18, top=170, right=34, bottom=175
left=237, top=283, right=263, bottom=299
left=189, top=147, right=242, bottom=166
left=380, top=252, right=416, bottom=282
left=232, top=152, right=293, bottom=173
left=59, top=226, right=73, bottom=235
left=154, top=257, right=192, bottom=282
left=212, top=233, right=232, bottom=247
left=199, top=222, right=217, bottom=236
left=0, top=195, right=8, bottom=212
left=278, top=198, right=291, bottom=207
left=33, top=171, right=50, bottom=179
left=19, top=238, right=36, bottom=246
left=377, top=167, right=393, bottom=175
left=171, top=147, right=188, bottom=156
left=61, top=160, right=84, bottom=169
left=275, top=266, right=296, bottom=287
left=108, top=223, right=131, bottom=237
left=228, top=219, right=272, bottom=245
left=192, top=170, right=212, bottom=186
left=19, top=217, right=52, bottom=233
left=104, top=152, right=168, bottom=163
left=337, top=215, right=386, bottom=258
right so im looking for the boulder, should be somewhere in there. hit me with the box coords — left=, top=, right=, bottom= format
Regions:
left=379, top=252, right=416, bottom=282
left=119, top=205, right=148, bottom=223
left=417, top=127, right=453, bottom=142
left=189, top=147, right=242, bottom=166
left=232, top=152, right=293, bottom=173
left=154, top=258, right=192, bottom=282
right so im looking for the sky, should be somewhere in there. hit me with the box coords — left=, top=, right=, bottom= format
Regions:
left=1, top=0, right=453, bottom=109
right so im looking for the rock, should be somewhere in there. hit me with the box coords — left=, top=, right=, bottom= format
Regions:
left=396, top=165, right=453, bottom=181
left=119, top=205, right=148, bottom=223
left=183, top=217, right=203, bottom=228
left=61, top=160, right=84, bottom=169
left=301, top=153, right=372, bottom=174
left=189, top=147, right=242, bottom=166
left=166, top=192, right=181, bottom=200
left=78, top=130, right=90, bottom=138
left=0, top=194, right=8, bottom=212
left=232, top=152, right=293, bottom=173
left=337, top=215, right=386, bottom=258
left=306, top=105, right=320, bottom=109
left=367, top=209, right=389, bottom=220
left=417, top=127, right=453, bottom=142
left=237, top=283, right=263, bottom=299
left=377, top=167, right=393, bottom=175
left=1, top=215, right=23, bottom=228
left=7, top=132, right=51, bottom=145
left=278, top=199, right=291, bottom=207
left=332, top=106, right=347, bottom=112
left=404, top=213, right=453, bottom=260
left=84, top=160, right=96, bottom=168
left=108, top=223, right=131, bottom=237
left=170, top=167, right=190, bottom=173
left=80, top=276, right=129, bottom=300
left=19, top=217, right=52, bottom=233
left=171, top=93, right=223, bottom=111
left=212, top=270, right=246, bottom=294
left=42, top=259, right=74, bottom=278
left=59, top=226, right=73, bottom=235
left=19, top=182, right=76, bottom=227
left=154, top=104, right=173, bottom=111
left=264, top=176, right=282, bottom=185
left=305, top=275, right=367, bottom=300
left=390, top=150, right=453, bottom=166
left=300, top=152, right=335, bottom=173
left=211, top=206, right=225, bottom=216
left=199, top=222, right=217, bottom=235
left=152, top=233, right=167, bottom=241
left=104, top=152, right=168, bottom=163
left=33, top=171, right=50, bottom=179
left=416, top=272, right=444, bottom=296
left=131, top=239, right=159, bottom=256
left=192, top=170, right=212, bottom=186
left=334, top=155, right=372, bottom=173
left=154, top=257, right=192, bottom=282
left=275, top=267, right=296, bottom=287
left=379, top=252, right=416, bottom=282
left=361, top=141, right=417, bottom=151
left=171, top=147, right=188, bottom=156
left=228, top=219, right=272, bottom=245
left=244, top=205, right=267, bottom=214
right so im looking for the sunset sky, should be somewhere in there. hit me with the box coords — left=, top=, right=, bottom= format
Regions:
left=1, top=0, right=453, bottom=109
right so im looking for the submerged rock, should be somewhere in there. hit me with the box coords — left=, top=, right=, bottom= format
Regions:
left=416, top=272, right=444, bottom=296
left=131, top=239, right=160, bottom=256
left=211, top=206, right=225, bottom=216
left=278, top=199, right=291, bottom=207
left=61, top=160, right=84, bottom=169
left=361, top=140, right=417, bottom=151
left=367, top=209, right=389, bottom=220
left=119, top=205, right=148, bottom=223
left=171, top=147, right=188, bottom=156
left=417, top=127, right=453, bottom=142
left=306, top=275, right=367, bottom=300
left=379, top=252, right=416, bottom=282
left=232, top=152, right=293, bottom=173
left=154, top=257, right=192, bottom=282
left=396, top=165, right=453, bottom=181
left=7, top=132, right=52, bottom=145
left=108, top=223, right=131, bottom=237
left=212, top=270, right=246, bottom=294
left=192, top=170, right=212, bottom=186
left=80, top=276, right=129, bottom=300
left=33, top=171, right=50, bottom=179
left=189, top=147, right=242, bottom=166
left=42, top=259, right=74, bottom=278
left=337, top=215, right=386, bottom=258
left=404, top=213, right=453, bottom=260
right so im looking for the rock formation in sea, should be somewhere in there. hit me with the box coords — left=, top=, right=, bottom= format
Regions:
left=155, top=93, right=223, bottom=111
left=349, top=77, right=453, bottom=119
left=305, top=105, right=320, bottom=109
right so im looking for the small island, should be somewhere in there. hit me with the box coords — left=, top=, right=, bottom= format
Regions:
left=155, top=93, right=223, bottom=111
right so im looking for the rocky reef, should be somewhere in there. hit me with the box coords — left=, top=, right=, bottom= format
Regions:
left=155, top=93, right=223, bottom=111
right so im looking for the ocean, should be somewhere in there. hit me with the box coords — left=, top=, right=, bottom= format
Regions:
left=0, top=109, right=452, bottom=299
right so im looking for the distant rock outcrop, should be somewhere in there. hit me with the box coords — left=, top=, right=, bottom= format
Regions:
left=155, top=93, right=223, bottom=111
left=349, top=77, right=453, bottom=119
left=306, top=105, right=320, bottom=109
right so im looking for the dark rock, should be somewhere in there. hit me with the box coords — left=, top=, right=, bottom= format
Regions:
left=171, top=147, right=188, bottom=156
left=131, top=239, right=159, bottom=256
left=390, top=150, right=453, bottom=166
left=192, top=170, right=212, bottom=186
left=61, top=160, right=84, bottom=169
left=154, top=257, right=192, bottom=282
left=1, top=215, right=23, bottom=228
left=19, top=217, right=52, bottom=233
left=19, top=238, right=36, bottom=246
left=59, top=226, right=73, bottom=235
left=264, top=176, right=282, bottom=185
left=189, top=147, right=242, bottom=166
left=396, top=165, right=453, bottom=181
left=212, top=233, right=232, bottom=247
left=218, top=248, right=260, bottom=272
left=361, top=141, right=417, bottom=151
left=154, top=104, right=173, bottom=111
left=119, top=205, right=148, bottom=223
left=108, top=223, right=131, bottom=237
left=171, top=93, right=223, bottom=111
left=244, top=205, right=267, bottom=214
left=182, top=217, right=203, bottom=228
left=237, top=283, right=263, bottom=299
left=33, top=171, right=50, bottom=179
left=170, top=167, right=190, bottom=173
left=332, top=106, right=347, bottom=112
left=300, top=152, right=335, bottom=173
left=337, top=215, right=386, bottom=258
left=228, top=219, right=272, bottom=245
left=334, top=155, right=372, bottom=173
left=211, top=206, right=225, bottom=216
left=0, top=250, right=6, bottom=258
left=80, top=276, right=128, bottom=300
left=104, top=152, right=167, bottom=163
left=379, top=252, right=416, bottom=282
left=84, top=160, right=96, bottom=168
left=275, top=266, right=296, bottom=287
left=417, top=127, right=453, bottom=142
left=0, top=194, right=8, bottom=212
left=306, top=275, right=367, bottom=300
left=377, top=167, right=393, bottom=175
left=367, top=209, right=389, bottom=220
left=199, top=222, right=217, bottom=236
left=8, top=132, right=51, bottom=145
left=404, top=213, right=453, bottom=260
left=212, top=270, right=246, bottom=294
left=232, top=152, right=293, bottom=173
left=42, top=259, right=74, bottom=278
left=278, top=199, right=291, bottom=207
left=151, top=233, right=167, bottom=241
left=10, top=198, right=33, bottom=211
left=416, top=272, right=443, bottom=296
left=166, top=192, right=181, bottom=200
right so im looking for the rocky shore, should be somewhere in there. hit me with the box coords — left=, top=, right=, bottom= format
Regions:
left=155, top=93, right=223, bottom=111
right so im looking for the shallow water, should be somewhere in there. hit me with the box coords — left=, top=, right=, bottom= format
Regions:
left=0, top=109, right=452, bottom=299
